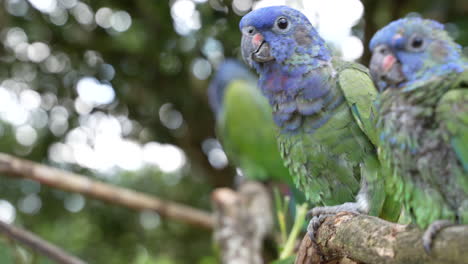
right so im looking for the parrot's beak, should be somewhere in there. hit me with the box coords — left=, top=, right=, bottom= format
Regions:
left=241, top=29, right=274, bottom=68
left=369, top=44, right=406, bottom=91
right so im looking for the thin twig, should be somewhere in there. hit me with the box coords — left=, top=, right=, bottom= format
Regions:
left=0, top=220, right=87, bottom=264
left=0, top=153, right=214, bottom=229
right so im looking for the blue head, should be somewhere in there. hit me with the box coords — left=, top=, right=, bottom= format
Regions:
left=239, top=6, right=331, bottom=75
left=208, top=59, right=256, bottom=116
left=369, top=17, right=464, bottom=91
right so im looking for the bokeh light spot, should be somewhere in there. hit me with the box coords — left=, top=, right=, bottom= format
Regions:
left=20, top=89, right=42, bottom=110
left=111, top=11, right=132, bottom=32
left=59, top=0, right=77, bottom=9
left=192, top=58, right=212, bottom=80
left=49, top=6, right=69, bottom=26
left=28, top=42, right=51, bottom=63
left=64, top=194, right=86, bottom=213
left=7, top=0, right=29, bottom=16
left=76, top=77, right=115, bottom=106
left=0, top=200, right=16, bottom=224
left=171, top=0, right=201, bottom=35
left=341, top=35, right=364, bottom=61
left=159, top=103, right=184, bottom=130
left=232, top=0, right=253, bottom=15
left=28, top=0, right=57, bottom=13
left=5, top=27, right=28, bottom=48
left=15, top=125, right=38, bottom=146
left=72, top=2, right=94, bottom=25
left=143, top=142, right=186, bottom=173
left=208, top=148, right=228, bottom=169
left=95, top=7, right=113, bottom=28
left=139, top=211, right=161, bottom=230
left=18, top=194, right=42, bottom=214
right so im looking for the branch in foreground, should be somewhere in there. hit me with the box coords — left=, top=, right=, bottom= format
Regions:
left=295, top=213, right=468, bottom=264
left=0, top=153, right=213, bottom=229
left=0, top=220, right=87, bottom=264
left=212, top=182, right=273, bottom=264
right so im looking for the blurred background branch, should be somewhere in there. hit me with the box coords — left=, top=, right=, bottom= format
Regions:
left=0, top=220, right=87, bottom=264
left=212, top=182, right=273, bottom=264
left=0, top=153, right=214, bottom=229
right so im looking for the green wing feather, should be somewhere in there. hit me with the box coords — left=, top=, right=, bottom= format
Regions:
left=436, top=70, right=468, bottom=223
left=338, top=64, right=379, bottom=146
left=436, top=70, right=468, bottom=173
left=434, top=68, right=468, bottom=225
left=338, top=62, right=401, bottom=221
left=218, top=80, right=292, bottom=183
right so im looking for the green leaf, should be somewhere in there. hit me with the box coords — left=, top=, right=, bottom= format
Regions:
left=270, top=255, right=296, bottom=264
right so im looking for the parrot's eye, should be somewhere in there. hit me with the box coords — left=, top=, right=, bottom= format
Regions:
left=277, top=18, right=288, bottom=29
left=407, top=35, right=425, bottom=51
left=274, top=17, right=290, bottom=32
left=411, top=37, right=423, bottom=48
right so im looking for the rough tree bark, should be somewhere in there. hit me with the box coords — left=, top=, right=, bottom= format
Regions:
left=295, top=212, right=468, bottom=264
left=0, top=153, right=213, bottom=229
left=212, top=181, right=273, bottom=264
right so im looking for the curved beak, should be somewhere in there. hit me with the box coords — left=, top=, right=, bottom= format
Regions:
left=241, top=30, right=274, bottom=68
left=369, top=44, right=406, bottom=91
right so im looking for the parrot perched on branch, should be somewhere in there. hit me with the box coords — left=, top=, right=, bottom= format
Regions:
left=239, top=5, right=401, bottom=238
left=208, top=59, right=294, bottom=184
left=369, top=17, right=468, bottom=251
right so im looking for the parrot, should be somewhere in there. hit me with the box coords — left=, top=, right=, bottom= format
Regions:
left=208, top=58, right=299, bottom=185
left=239, top=5, right=401, bottom=240
left=208, top=58, right=310, bottom=232
left=369, top=17, right=468, bottom=251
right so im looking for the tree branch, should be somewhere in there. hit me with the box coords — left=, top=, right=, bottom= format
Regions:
left=361, top=0, right=379, bottom=65
left=0, top=220, right=87, bottom=264
left=296, top=213, right=468, bottom=264
left=212, top=182, right=273, bottom=264
left=0, top=153, right=214, bottom=230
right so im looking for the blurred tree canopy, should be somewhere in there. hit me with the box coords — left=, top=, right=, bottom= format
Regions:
left=0, top=0, right=466, bottom=263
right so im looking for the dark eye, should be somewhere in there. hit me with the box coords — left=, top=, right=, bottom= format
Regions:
left=411, top=37, right=424, bottom=49
left=276, top=17, right=289, bottom=30
left=406, top=35, right=426, bottom=52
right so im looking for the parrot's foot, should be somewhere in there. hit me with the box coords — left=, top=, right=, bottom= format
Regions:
left=422, top=220, right=453, bottom=253
left=306, top=213, right=331, bottom=243
left=306, top=202, right=363, bottom=241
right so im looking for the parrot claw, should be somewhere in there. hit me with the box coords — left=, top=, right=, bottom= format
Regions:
left=306, top=214, right=332, bottom=242
left=422, top=220, right=453, bottom=254
left=306, top=202, right=363, bottom=242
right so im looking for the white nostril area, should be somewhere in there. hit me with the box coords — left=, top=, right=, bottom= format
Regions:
left=246, top=26, right=255, bottom=35
left=378, top=46, right=388, bottom=55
